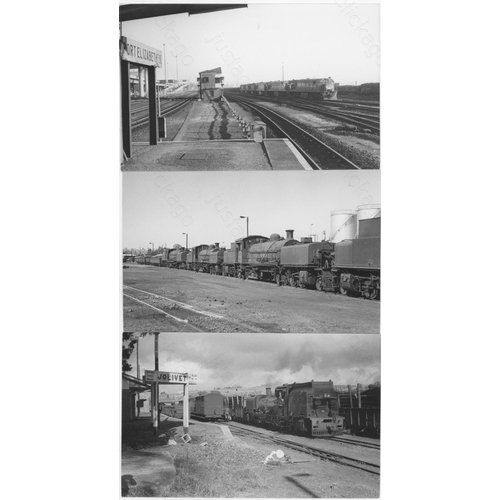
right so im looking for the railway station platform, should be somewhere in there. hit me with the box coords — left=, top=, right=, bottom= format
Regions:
left=122, top=139, right=310, bottom=171
left=123, top=100, right=310, bottom=171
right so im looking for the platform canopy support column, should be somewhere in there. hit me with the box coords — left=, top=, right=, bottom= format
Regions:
left=148, top=65, right=158, bottom=146
left=121, top=59, right=131, bottom=158
left=120, top=36, right=162, bottom=158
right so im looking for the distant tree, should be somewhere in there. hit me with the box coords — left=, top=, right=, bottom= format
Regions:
left=173, top=243, right=181, bottom=249
left=122, top=332, right=152, bottom=373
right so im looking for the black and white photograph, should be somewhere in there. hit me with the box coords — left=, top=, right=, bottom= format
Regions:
left=122, top=332, right=380, bottom=497
left=6, top=2, right=500, bottom=500
left=122, top=170, right=380, bottom=334
left=119, top=2, right=381, bottom=498
left=119, top=3, right=380, bottom=170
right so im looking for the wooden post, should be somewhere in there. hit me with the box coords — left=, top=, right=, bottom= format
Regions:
left=348, top=384, right=353, bottom=407
left=183, top=377, right=189, bottom=434
left=152, top=334, right=159, bottom=436
left=357, top=383, right=362, bottom=428
left=148, top=65, right=158, bottom=146
left=121, top=59, right=131, bottom=158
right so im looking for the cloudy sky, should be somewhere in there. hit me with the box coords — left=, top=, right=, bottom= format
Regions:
left=126, top=333, right=380, bottom=393
left=122, top=170, right=380, bottom=250
left=121, top=3, right=380, bottom=86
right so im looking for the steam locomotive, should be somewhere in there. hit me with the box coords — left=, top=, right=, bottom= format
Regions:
left=230, top=381, right=344, bottom=437
left=134, top=216, right=380, bottom=300
left=240, top=77, right=338, bottom=100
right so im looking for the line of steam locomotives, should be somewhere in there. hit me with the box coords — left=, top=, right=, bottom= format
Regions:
left=136, top=215, right=380, bottom=299
left=186, top=381, right=344, bottom=438
left=240, top=77, right=338, bottom=100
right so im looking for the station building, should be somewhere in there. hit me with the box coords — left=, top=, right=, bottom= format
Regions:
left=122, top=372, right=151, bottom=421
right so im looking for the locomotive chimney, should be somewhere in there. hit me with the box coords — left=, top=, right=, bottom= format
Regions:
left=266, top=387, right=272, bottom=397
left=214, top=242, right=219, bottom=247
left=285, top=229, right=294, bottom=239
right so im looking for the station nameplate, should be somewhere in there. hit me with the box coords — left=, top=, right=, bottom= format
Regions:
left=145, top=370, right=188, bottom=384
left=122, top=38, right=162, bottom=68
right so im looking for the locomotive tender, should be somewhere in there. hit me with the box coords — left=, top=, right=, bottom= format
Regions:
left=241, top=77, right=337, bottom=100
left=133, top=217, right=380, bottom=299
left=232, top=381, right=344, bottom=437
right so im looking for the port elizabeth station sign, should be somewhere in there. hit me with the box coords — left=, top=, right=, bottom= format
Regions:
left=145, top=370, right=192, bottom=384
left=121, top=37, right=162, bottom=68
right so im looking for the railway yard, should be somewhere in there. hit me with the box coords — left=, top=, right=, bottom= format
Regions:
left=122, top=264, right=380, bottom=333
left=122, top=415, right=380, bottom=497
left=125, top=91, right=379, bottom=171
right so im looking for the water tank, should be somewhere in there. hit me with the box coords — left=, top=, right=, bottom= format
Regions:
left=330, top=210, right=357, bottom=243
left=356, top=204, right=381, bottom=237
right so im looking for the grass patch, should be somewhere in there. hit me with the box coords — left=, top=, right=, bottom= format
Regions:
left=123, top=418, right=267, bottom=497
left=168, top=437, right=265, bottom=497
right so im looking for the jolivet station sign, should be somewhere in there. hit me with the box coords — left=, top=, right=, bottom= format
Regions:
left=144, top=370, right=188, bottom=384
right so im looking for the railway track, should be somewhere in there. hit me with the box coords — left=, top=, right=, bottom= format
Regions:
left=123, top=283, right=267, bottom=333
left=329, top=436, right=380, bottom=451
left=227, top=92, right=379, bottom=134
left=131, top=98, right=192, bottom=129
left=227, top=423, right=380, bottom=476
left=228, top=96, right=361, bottom=170
left=315, top=100, right=379, bottom=114
left=294, top=99, right=380, bottom=133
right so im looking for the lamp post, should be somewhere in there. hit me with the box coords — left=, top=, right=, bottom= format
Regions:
left=240, top=216, right=249, bottom=237
left=149, top=242, right=154, bottom=254
left=182, top=232, right=188, bottom=249
left=310, top=224, right=314, bottom=241
left=163, top=43, right=166, bottom=81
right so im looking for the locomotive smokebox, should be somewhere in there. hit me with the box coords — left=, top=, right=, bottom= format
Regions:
left=286, top=229, right=294, bottom=239
left=266, top=387, right=272, bottom=397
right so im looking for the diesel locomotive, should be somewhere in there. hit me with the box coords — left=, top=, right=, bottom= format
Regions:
left=241, top=77, right=337, bottom=100
left=231, top=381, right=344, bottom=437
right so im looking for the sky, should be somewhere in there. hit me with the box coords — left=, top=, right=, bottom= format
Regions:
left=122, top=170, right=381, bottom=250
left=126, top=333, right=381, bottom=393
left=121, top=3, right=380, bottom=87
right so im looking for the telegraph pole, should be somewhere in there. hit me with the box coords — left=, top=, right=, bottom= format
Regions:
left=152, top=333, right=159, bottom=436
left=136, top=337, right=140, bottom=379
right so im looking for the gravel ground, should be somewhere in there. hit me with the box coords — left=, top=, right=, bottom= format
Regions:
left=254, top=101, right=380, bottom=169
left=123, top=265, right=380, bottom=333
left=122, top=417, right=379, bottom=497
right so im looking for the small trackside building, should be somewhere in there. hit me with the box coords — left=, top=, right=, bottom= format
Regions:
left=197, top=67, right=224, bottom=101
left=122, top=372, right=151, bottom=422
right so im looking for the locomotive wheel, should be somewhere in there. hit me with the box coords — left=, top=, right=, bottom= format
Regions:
left=315, top=277, right=323, bottom=291
left=365, top=288, right=379, bottom=300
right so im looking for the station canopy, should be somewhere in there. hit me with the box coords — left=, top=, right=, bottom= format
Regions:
left=119, top=3, right=247, bottom=22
